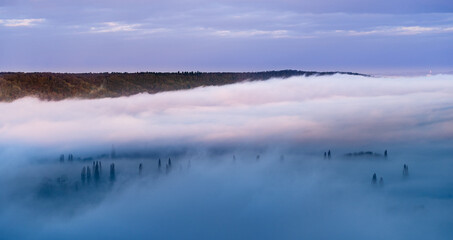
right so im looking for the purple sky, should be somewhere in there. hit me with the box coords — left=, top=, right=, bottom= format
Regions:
left=1, top=0, right=452, bottom=74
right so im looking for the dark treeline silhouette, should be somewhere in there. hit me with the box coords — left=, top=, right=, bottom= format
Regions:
left=79, top=161, right=105, bottom=187
left=44, top=151, right=407, bottom=200
left=344, top=150, right=388, bottom=158
left=0, top=70, right=367, bottom=101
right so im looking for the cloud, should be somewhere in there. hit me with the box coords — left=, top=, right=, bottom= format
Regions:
left=89, top=21, right=142, bottom=33
left=335, top=25, right=453, bottom=36
left=211, top=29, right=290, bottom=38
left=86, top=21, right=171, bottom=37
left=0, top=18, right=44, bottom=27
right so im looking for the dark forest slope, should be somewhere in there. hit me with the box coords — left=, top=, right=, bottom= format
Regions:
left=0, top=70, right=366, bottom=101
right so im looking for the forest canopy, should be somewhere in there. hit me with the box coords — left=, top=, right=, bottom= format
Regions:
left=0, top=70, right=365, bottom=101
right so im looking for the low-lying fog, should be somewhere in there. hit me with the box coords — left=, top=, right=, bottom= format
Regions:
left=1, top=74, right=453, bottom=239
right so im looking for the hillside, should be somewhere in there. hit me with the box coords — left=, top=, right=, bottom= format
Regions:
left=0, top=70, right=365, bottom=101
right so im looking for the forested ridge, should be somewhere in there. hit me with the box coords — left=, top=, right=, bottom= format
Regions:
left=0, top=70, right=366, bottom=101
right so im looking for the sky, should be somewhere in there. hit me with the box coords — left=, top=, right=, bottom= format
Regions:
left=0, top=0, right=453, bottom=74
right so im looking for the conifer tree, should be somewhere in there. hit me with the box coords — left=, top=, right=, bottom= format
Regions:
left=94, top=162, right=100, bottom=182
left=403, top=164, right=409, bottom=177
left=87, top=166, right=92, bottom=183
left=110, top=163, right=116, bottom=182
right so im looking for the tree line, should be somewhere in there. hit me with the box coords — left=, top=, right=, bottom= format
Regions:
left=0, top=70, right=367, bottom=101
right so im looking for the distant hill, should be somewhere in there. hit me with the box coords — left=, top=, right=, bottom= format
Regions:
left=0, top=70, right=367, bottom=101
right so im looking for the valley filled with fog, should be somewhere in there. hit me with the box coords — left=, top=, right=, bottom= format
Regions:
left=1, top=74, right=453, bottom=239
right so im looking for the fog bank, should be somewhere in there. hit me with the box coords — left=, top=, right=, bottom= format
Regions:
left=1, top=74, right=453, bottom=150
left=1, top=74, right=453, bottom=239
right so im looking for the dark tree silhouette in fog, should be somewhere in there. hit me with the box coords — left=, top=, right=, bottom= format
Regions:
left=94, top=162, right=100, bottom=182
left=110, top=163, right=116, bottom=182
left=403, top=164, right=409, bottom=177
left=372, top=173, right=377, bottom=184
left=139, top=163, right=143, bottom=175
left=87, top=166, right=92, bottom=183
left=166, top=158, right=172, bottom=174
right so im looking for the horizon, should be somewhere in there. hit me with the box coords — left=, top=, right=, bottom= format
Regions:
left=1, top=69, right=449, bottom=77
